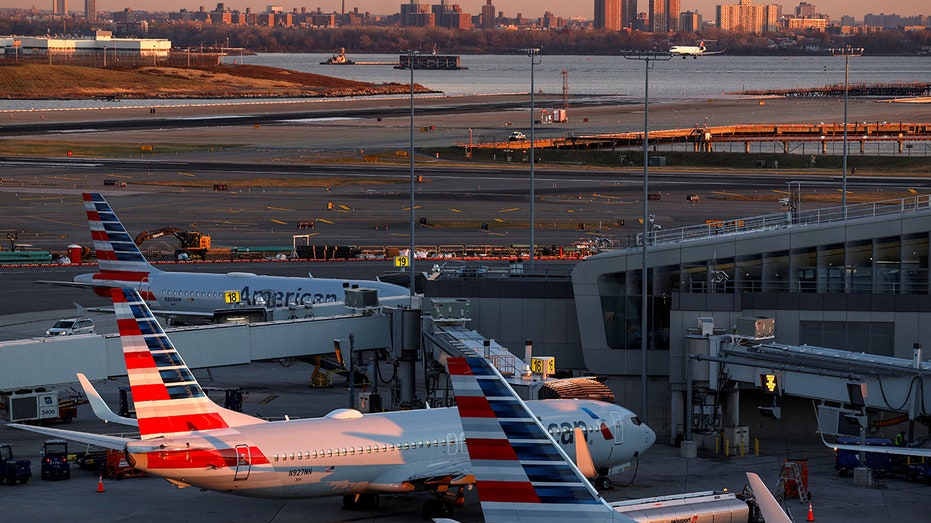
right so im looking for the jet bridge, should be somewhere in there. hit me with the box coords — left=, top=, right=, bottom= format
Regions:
left=421, top=298, right=615, bottom=406
left=686, top=325, right=931, bottom=440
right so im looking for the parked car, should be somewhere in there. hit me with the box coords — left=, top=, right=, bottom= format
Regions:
left=46, top=318, right=95, bottom=336
left=507, top=131, right=526, bottom=141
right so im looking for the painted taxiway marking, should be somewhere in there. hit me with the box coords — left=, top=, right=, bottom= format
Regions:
left=271, top=219, right=287, bottom=225
left=714, top=191, right=744, bottom=196
left=178, top=172, right=197, bottom=177
left=268, top=206, right=297, bottom=212
left=450, top=208, right=462, bottom=213
left=499, top=207, right=520, bottom=213
left=317, top=218, right=335, bottom=225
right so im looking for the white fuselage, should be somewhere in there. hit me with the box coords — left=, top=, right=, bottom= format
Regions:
left=670, top=45, right=704, bottom=56
left=75, top=270, right=409, bottom=312
left=126, top=400, right=655, bottom=498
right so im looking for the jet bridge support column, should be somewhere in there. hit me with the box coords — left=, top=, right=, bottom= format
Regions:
left=395, top=307, right=422, bottom=409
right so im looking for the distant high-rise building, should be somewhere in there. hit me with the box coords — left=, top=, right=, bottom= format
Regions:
left=594, top=0, right=622, bottom=30
left=621, top=0, right=637, bottom=28
left=401, top=1, right=433, bottom=26
left=649, top=0, right=678, bottom=31
left=481, top=0, right=496, bottom=29
left=679, top=10, right=702, bottom=31
left=716, top=0, right=781, bottom=32
left=85, top=0, right=95, bottom=20
left=54, top=0, right=67, bottom=15
left=795, top=1, right=815, bottom=17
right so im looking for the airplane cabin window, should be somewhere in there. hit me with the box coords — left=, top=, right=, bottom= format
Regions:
left=273, top=454, right=279, bottom=461
left=289, top=453, right=295, bottom=460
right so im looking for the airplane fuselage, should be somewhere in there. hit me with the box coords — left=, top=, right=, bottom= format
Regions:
left=75, top=270, right=409, bottom=312
left=126, top=400, right=655, bottom=498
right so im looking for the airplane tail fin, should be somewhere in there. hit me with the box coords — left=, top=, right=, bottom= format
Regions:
left=111, top=287, right=264, bottom=439
left=82, top=192, right=160, bottom=286
left=447, top=356, right=627, bottom=523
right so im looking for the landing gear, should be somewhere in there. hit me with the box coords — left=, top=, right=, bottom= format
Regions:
left=595, top=474, right=613, bottom=490
left=342, top=493, right=380, bottom=510
left=422, top=498, right=454, bottom=519
left=422, top=486, right=465, bottom=520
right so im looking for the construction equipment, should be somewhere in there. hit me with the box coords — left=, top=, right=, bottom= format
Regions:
left=134, top=227, right=211, bottom=259
left=0, top=443, right=31, bottom=485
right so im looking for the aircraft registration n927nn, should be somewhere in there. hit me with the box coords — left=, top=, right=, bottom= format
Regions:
left=49, top=192, right=409, bottom=321
left=10, top=288, right=656, bottom=519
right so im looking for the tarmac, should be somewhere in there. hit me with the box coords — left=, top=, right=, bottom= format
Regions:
left=2, top=94, right=931, bottom=522
left=3, top=352, right=931, bottom=522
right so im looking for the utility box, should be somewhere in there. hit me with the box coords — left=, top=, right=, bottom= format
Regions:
left=724, top=426, right=750, bottom=448
left=430, top=298, right=471, bottom=321
left=648, top=156, right=666, bottom=167
left=344, top=288, right=378, bottom=308
left=736, top=317, right=775, bottom=339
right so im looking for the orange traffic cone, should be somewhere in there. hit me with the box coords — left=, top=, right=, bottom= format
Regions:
left=807, top=502, right=814, bottom=521
left=96, top=474, right=105, bottom=493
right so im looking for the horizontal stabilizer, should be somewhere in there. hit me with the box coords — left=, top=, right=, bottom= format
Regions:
left=746, top=472, right=792, bottom=523
left=8, top=422, right=131, bottom=451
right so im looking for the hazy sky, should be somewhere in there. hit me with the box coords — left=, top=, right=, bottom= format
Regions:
left=7, top=0, right=925, bottom=21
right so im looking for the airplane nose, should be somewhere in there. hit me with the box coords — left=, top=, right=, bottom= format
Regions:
left=643, top=423, right=657, bottom=448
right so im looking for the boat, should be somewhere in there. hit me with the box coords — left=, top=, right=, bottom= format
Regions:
left=395, top=44, right=466, bottom=70
left=320, top=48, right=355, bottom=65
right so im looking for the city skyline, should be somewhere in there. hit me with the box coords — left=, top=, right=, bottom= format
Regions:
left=3, top=0, right=925, bottom=22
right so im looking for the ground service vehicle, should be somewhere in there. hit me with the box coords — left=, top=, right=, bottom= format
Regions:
left=46, top=317, right=96, bottom=336
left=40, top=440, right=70, bottom=481
left=508, top=131, right=526, bottom=141
left=0, top=444, right=31, bottom=485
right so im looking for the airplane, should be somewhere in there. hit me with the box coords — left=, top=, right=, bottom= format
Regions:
left=446, top=355, right=792, bottom=523
left=9, top=287, right=656, bottom=519
left=669, top=41, right=725, bottom=58
left=47, top=192, right=409, bottom=322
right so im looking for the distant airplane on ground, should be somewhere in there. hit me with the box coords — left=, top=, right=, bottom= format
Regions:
left=10, top=288, right=655, bottom=519
left=669, top=41, right=725, bottom=58
left=446, top=355, right=792, bottom=523
left=44, top=192, right=409, bottom=322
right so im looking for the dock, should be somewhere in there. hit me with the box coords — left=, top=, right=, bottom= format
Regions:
left=461, top=122, right=931, bottom=152
left=395, top=54, right=467, bottom=70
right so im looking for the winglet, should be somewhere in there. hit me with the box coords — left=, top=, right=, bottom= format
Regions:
left=746, top=472, right=792, bottom=523
left=77, top=372, right=138, bottom=427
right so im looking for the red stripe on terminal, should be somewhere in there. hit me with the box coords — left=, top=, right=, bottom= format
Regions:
left=130, top=384, right=170, bottom=402
left=455, top=395, right=496, bottom=418
left=467, top=438, right=520, bottom=461
left=475, top=480, right=541, bottom=503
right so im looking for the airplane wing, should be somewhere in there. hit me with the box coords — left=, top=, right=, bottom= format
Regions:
left=77, top=373, right=139, bottom=427
left=367, top=458, right=473, bottom=492
left=701, top=50, right=726, bottom=55
left=746, top=472, right=792, bottom=523
left=7, top=423, right=132, bottom=451
left=819, top=432, right=931, bottom=457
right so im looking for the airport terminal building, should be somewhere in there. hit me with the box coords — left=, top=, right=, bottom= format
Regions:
left=433, top=194, right=931, bottom=439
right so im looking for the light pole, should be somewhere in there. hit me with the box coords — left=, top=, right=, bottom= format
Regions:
left=830, top=46, right=864, bottom=215
left=522, top=47, right=542, bottom=263
left=622, top=50, right=671, bottom=424
left=404, top=49, right=419, bottom=298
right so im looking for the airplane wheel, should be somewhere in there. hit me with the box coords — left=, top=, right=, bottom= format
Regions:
left=422, top=498, right=440, bottom=519
left=342, top=494, right=357, bottom=509
left=595, top=475, right=613, bottom=490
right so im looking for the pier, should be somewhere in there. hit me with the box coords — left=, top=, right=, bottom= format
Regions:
left=462, top=122, right=931, bottom=154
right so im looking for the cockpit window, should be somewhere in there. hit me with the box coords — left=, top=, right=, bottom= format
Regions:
left=630, top=416, right=643, bottom=426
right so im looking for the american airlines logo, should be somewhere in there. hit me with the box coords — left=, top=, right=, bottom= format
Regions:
left=240, top=286, right=339, bottom=307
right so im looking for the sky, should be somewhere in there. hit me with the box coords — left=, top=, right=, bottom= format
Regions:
left=4, top=0, right=925, bottom=22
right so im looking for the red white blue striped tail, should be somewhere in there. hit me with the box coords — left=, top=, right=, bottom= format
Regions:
left=447, top=357, right=630, bottom=523
left=112, top=288, right=260, bottom=439
left=83, top=192, right=158, bottom=284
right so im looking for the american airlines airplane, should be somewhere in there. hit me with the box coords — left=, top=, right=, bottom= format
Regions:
left=10, top=288, right=656, bottom=519
left=59, top=193, right=409, bottom=321
left=446, top=355, right=792, bottom=523
left=669, top=41, right=725, bottom=58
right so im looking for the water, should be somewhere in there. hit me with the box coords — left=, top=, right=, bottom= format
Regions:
left=1, top=54, right=928, bottom=111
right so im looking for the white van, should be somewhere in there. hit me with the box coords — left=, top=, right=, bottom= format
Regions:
left=46, top=318, right=96, bottom=336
